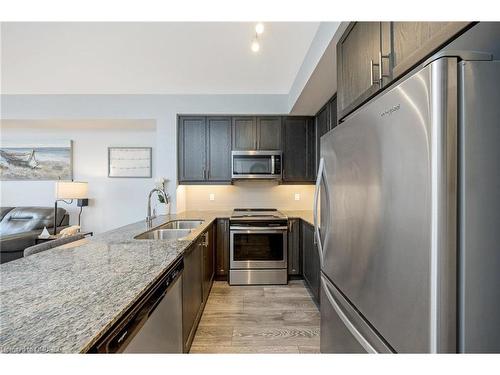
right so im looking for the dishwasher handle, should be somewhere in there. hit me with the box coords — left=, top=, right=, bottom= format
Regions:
left=106, top=305, right=149, bottom=352
left=96, top=259, right=183, bottom=353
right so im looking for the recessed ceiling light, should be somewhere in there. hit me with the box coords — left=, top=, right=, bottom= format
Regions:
left=255, top=23, right=264, bottom=35
left=251, top=39, right=260, bottom=52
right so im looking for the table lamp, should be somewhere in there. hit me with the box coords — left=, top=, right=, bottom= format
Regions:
left=54, top=181, right=89, bottom=235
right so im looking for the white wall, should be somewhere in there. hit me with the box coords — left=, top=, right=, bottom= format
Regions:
left=0, top=120, right=159, bottom=232
left=287, top=22, right=341, bottom=114
left=0, top=94, right=289, bottom=232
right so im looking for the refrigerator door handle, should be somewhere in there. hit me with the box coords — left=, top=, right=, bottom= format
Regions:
left=313, top=158, right=325, bottom=265
left=321, top=276, right=378, bottom=353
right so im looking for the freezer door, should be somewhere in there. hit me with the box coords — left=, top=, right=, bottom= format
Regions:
left=320, top=57, right=458, bottom=352
left=320, top=274, right=392, bottom=353
left=459, top=60, right=500, bottom=353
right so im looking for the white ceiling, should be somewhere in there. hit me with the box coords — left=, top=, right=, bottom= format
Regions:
left=1, top=22, right=320, bottom=95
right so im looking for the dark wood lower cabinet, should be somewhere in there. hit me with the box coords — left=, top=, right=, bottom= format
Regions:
left=182, top=238, right=203, bottom=352
left=287, top=219, right=301, bottom=276
left=182, top=225, right=215, bottom=352
left=202, top=226, right=215, bottom=302
left=302, top=221, right=320, bottom=305
left=215, top=218, right=230, bottom=280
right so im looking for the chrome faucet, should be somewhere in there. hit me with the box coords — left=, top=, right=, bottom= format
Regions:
left=146, top=187, right=170, bottom=227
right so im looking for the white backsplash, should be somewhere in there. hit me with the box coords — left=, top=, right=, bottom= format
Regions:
left=176, top=181, right=314, bottom=211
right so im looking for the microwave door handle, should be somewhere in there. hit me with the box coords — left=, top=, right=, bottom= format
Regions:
left=271, top=155, right=275, bottom=174
left=314, top=158, right=325, bottom=266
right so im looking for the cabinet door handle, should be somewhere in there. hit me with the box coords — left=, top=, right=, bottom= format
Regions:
left=378, top=51, right=391, bottom=88
left=378, top=52, right=383, bottom=87
left=255, top=123, right=259, bottom=150
left=370, top=59, right=380, bottom=87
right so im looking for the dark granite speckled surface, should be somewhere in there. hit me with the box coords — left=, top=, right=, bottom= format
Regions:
left=0, top=211, right=230, bottom=353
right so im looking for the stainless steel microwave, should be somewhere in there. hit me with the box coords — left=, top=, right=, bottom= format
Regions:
left=231, top=150, right=282, bottom=180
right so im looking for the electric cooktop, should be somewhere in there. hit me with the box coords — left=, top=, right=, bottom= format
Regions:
left=230, top=208, right=288, bottom=221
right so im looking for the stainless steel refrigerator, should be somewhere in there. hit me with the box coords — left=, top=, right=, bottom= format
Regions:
left=314, top=53, right=500, bottom=353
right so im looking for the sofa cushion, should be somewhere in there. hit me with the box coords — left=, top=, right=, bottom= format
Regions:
left=0, top=207, right=67, bottom=236
left=0, top=207, right=14, bottom=221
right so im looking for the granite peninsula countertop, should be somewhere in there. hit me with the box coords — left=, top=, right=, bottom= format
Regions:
left=0, top=211, right=230, bottom=353
left=0, top=209, right=314, bottom=353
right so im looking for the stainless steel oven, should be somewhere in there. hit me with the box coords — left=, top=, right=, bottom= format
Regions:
left=229, top=209, right=288, bottom=285
left=231, top=150, right=282, bottom=180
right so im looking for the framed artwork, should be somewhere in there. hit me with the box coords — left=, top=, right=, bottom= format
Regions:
left=108, top=147, right=152, bottom=178
left=0, top=140, right=73, bottom=181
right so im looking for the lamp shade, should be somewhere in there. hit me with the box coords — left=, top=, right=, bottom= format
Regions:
left=55, top=181, right=88, bottom=199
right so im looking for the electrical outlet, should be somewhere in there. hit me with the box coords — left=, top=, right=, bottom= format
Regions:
left=294, top=193, right=301, bottom=201
left=209, top=193, right=215, bottom=201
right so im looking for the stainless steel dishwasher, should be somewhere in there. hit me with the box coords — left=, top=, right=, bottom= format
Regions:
left=93, top=259, right=183, bottom=353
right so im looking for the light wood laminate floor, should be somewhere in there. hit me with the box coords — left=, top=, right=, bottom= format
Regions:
left=190, top=280, right=320, bottom=354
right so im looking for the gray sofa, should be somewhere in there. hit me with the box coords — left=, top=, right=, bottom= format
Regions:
left=0, top=207, right=69, bottom=264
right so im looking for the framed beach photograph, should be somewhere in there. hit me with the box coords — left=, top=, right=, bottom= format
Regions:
left=108, top=147, right=152, bottom=178
left=0, top=140, right=73, bottom=181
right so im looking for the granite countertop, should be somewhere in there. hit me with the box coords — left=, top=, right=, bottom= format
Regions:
left=0, top=209, right=313, bottom=353
left=0, top=210, right=230, bottom=353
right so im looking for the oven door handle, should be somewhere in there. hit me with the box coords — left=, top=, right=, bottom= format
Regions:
left=230, top=226, right=288, bottom=231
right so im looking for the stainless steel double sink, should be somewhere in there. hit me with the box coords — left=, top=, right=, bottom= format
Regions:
left=135, top=220, right=204, bottom=240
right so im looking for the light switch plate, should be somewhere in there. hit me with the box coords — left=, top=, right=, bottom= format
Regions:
left=209, top=193, right=215, bottom=201
left=294, top=193, right=301, bottom=201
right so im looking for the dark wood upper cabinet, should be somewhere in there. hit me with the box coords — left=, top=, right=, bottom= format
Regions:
left=178, top=116, right=206, bottom=182
left=207, top=117, right=231, bottom=182
left=179, top=115, right=314, bottom=184
left=337, top=21, right=472, bottom=121
left=282, top=117, right=315, bottom=183
left=315, top=94, right=337, bottom=175
left=178, top=116, right=232, bottom=184
left=257, top=116, right=282, bottom=150
left=390, top=22, right=471, bottom=79
left=232, top=116, right=281, bottom=151
left=315, top=103, right=330, bottom=173
left=316, top=103, right=330, bottom=137
left=232, top=116, right=257, bottom=150
left=337, top=22, right=382, bottom=119
left=329, top=96, right=338, bottom=130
